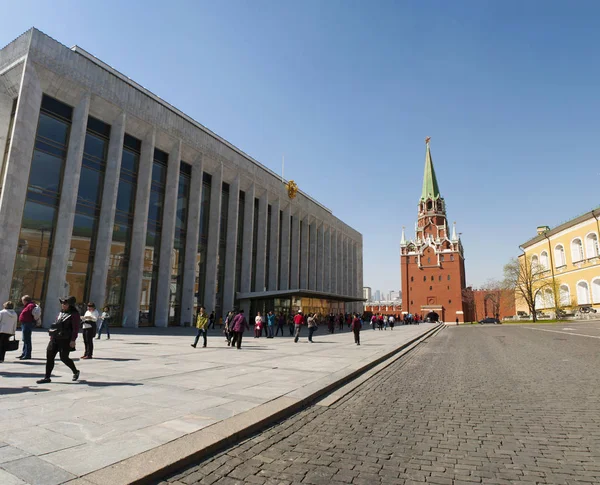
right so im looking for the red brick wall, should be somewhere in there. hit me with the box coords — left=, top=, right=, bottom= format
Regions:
left=401, top=246, right=468, bottom=322
left=471, top=289, right=515, bottom=321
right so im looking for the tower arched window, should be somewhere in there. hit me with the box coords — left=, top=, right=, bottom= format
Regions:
left=427, top=200, right=432, bottom=211
left=410, top=276, right=413, bottom=282
left=447, top=275, right=451, bottom=281
left=423, top=276, right=426, bottom=282
left=592, top=278, right=600, bottom=303
left=586, top=233, right=599, bottom=258
left=577, top=280, right=590, bottom=305
left=540, top=251, right=549, bottom=270
left=559, top=284, right=570, bottom=306
left=431, top=276, right=434, bottom=281
left=571, top=238, right=584, bottom=263
left=554, top=245, right=566, bottom=267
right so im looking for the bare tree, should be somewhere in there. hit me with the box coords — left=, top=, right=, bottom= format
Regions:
left=482, top=278, right=506, bottom=320
left=503, top=255, right=552, bottom=322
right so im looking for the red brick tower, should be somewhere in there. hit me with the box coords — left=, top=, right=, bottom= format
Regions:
left=400, top=138, right=469, bottom=323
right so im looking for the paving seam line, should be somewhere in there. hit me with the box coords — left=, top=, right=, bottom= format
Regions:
left=73, top=323, right=443, bottom=485
left=317, top=323, right=445, bottom=407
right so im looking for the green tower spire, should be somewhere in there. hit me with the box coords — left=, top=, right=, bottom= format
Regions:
left=420, top=137, right=441, bottom=201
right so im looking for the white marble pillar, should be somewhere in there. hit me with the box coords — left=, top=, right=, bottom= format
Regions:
left=0, top=60, right=42, bottom=304
left=337, top=232, right=344, bottom=295
left=300, top=214, right=309, bottom=289
left=222, top=175, right=240, bottom=314
left=154, top=140, right=181, bottom=327
left=316, top=222, right=324, bottom=292
left=323, top=225, right=330, bottom=293
left=89, top=112, right=126, bottom=307
left=123, top=129, right=155, bottom=327
left=240, top=183, right=255, bottom=293
left=44, top=93, right=91, bottom=323
left=279, top=203, right=291, bottom=290
left=180, top=157, right=203, bottom=325
left=309, top=219, right=317, bottom=290
left=290, top=209, right=300, bottom=290
left=203, top=162, right=223, bottom=313
left=254, top=190, right=268, bottom=292
left=268, top=198, right=280, bottom=291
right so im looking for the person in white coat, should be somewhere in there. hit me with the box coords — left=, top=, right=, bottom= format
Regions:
left=0, top=301, right=18, bottom=363
left=81, top=302, right=99, bottom=359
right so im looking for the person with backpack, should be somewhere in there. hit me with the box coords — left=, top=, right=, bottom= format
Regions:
left=36, top=296, right=80, bottom=384
left=18, top=295, right=37, bottom=360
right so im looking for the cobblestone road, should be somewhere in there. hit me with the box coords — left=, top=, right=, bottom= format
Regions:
left=163, top=324, right=600, bottom=485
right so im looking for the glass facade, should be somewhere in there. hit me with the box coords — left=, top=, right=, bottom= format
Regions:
left=140, top=148, right=168, bottom=325
left=277, top=210, right=282, bottom=290
left=215, top=182, right=229, bottom=319
left=250, top=296, right=346, bottom=321
left=10, top=95, right=73, bottom=304
left=105, top=134, right=140, bottom=325
left=288, top=215, right=293, bottom=289
left=251, top=198, right=259, bottom=292
left=168, top=161, right=191, bottom=325
left=66, top=117, right=110, bottom=308
left=234, top=190, right=245, bottom=308
left=195, top=172, right=211, bottom=313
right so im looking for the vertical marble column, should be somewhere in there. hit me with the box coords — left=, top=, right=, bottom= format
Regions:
left=309, top=219, right=317, bottom=290
left=222, top=175, right=240, bottom=313
left=299, top=214, right=309, bottom=289
left=240, top=183, right=255, bottom=293
left=123, top=129, right=155, bottom=327
left=337, top=232, right=343, bottom=295
left=279, top=203, right=291, bottom=290
left=154, top=140, right=181, bottom=327
left=89, top=112, right=125, bottom=307
left=268, top=197, right=280, bottom=291
left=203, top=162, right=223, bottom=313
left=0, top=93, right=13, bottom=175
left=0, top=61, right=42, bottom=304
left=323, top=225, right=330, bottom=293
left=316, top=222, right=324, bottom=292
left=290, top=209, right=300, bottom=290
left=180, top=157, right=203, bottom=325
left=254, top=190, right=268, bottom=292
left=44, top=93, right=91, bottom=322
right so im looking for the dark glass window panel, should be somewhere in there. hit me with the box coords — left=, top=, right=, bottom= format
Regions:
left=10, top=201, right=57, bottom=302
left=35, top=139, right=67, bottom=158
left=83, top=133, right=107, bottom=162
left=116, top=180, right=136, bottom=215
left=121, top=149, right=138, bottom=174
left=124, top=134, right=141, bottom=152
left=153, top=148, right=168, bottom=164
left=28, top=150, right=64, bottom=200
left=148, top=190, right=164, bottom=224
left=86, top=116, right=111, bottom=138
left=37, top=113, right=70, bottom=146
left=234, top=191, right=245, bottom=299
left=112, top=222, right=131, bottom=243
left=222, top=182, right=230, bottom=192
left=251, top=198, right=259, bottom=292
left=180, top=161, right=192, bottom=176
left=151, top=161, right=167, bottom=186
left=41, top=95, right=73, bottom=121
left=77, top=166, right=103, bottom=209
left=176, top=172, right=190, bottom=231
left=72, top=213, right=96, bottom=238
left=203, top=172, right=212, bottom=184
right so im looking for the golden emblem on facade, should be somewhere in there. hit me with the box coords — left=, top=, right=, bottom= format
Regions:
left=285, top=180, right=298, bottom=199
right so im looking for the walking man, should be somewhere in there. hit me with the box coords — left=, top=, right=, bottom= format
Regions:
left=293, top=310, right=305, bottom=343
left=352, top=313, right=362, bottom=345
left=230, top=310, right=250, bottom=349
left=192, top=306, right=208, bottom=348
left=36, top=296, right=80, bottom=384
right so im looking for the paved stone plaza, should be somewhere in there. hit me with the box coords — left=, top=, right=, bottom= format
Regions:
left=164, top=321, right=600, bottom=485
left=0, top=323, right=435, bottom=484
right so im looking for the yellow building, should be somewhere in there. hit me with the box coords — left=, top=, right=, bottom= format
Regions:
left=519, top=208, right=600, bottom=314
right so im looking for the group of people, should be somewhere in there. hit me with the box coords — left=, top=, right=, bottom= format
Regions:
left=190, top=309, right=367, bottom=348
left=0, top=294, right=114, bottom=384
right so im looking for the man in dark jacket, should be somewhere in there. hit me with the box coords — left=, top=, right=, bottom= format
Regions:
left=36, top=296, right=80, bottom=384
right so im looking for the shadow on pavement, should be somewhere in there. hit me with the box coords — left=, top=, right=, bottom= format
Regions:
left=79, top=380, right=143, bottom=388
left=0, top=386, right=50, bottom=395
left=0, top=371, right=44, bottom=378
left=88, top=357, right=140, bottom=362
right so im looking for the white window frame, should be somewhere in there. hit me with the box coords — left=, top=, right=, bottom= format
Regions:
left=576, top=280, right=590, bottom=305
left=585, top=232, right=599, bottom=258
left=559, top=284, right=570, bottom=306
left=571, top=238, right=584, bottom=263
left=592, top=278, right=600, bottom=304
left=540, top=251, right=549, bottom=270
left=554, top=244, right=566, bottom=267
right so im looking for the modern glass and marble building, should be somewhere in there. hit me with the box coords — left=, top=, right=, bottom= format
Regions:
left=0, top=29, right=363, bottom=327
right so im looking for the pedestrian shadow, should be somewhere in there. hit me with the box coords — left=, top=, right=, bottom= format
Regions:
left=79, top=380, right=143, bottom=388
left=0, top=371, right=44, bottom=378
left=87, top=357, right=140, bottom=362
left=0, top=386, right=50, bottom=395
left=11, top=359, right=45, bottom=365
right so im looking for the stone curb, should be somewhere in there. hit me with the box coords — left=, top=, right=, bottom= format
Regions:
left=72, top=323, right=443, bottom=485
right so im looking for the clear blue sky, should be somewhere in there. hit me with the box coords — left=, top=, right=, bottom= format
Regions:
left=3, top=0, right=600, bottom=296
